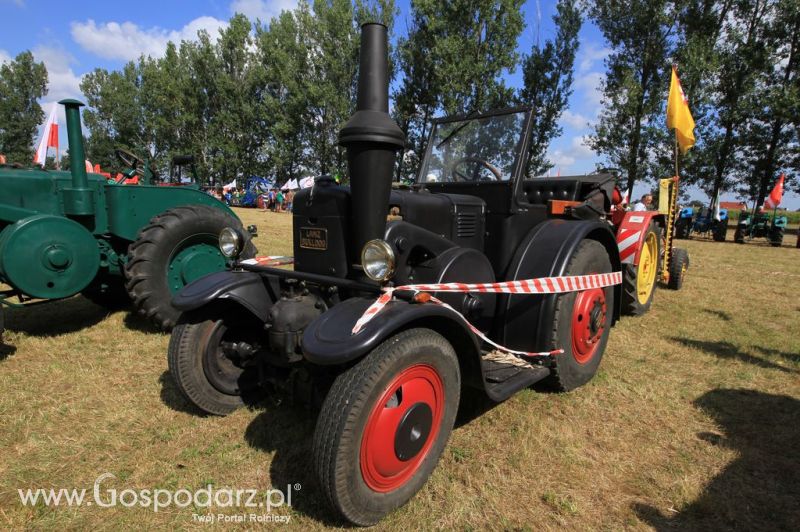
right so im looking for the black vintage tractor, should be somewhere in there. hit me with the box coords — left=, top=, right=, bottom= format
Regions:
left=167, top=23, right=621, bottom=525
left=734, top=210, right=787, bottom=246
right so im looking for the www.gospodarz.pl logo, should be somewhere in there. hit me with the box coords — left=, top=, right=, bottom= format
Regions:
left=18, top=472, right=298, bottom=515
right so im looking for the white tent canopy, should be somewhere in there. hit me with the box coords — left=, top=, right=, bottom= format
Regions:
left=281, top=178, right=299, bottom=190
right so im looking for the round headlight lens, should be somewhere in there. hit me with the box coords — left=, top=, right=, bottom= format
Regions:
left=361, top=239, right=396, bottom=281
left=219, top=227, right=242, bottom=258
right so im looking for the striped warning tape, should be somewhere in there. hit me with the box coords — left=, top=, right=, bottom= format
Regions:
left=240, top=256, right=295, bottom=267
left=352, top=271, right=623, bottom=359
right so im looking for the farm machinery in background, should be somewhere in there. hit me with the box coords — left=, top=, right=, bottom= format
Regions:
left=167, top=23, right=626, bottom=526
left=610, top=175, right=689, bottom=316
left=0, top=99, right=256, bottom=335
left=674, top=206, right=729, bottom=241
left=734, top=209, right=787, bottom=246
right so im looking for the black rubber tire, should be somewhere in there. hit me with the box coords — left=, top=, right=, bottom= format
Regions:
left=313, top=328, right=460, bottom=526
left=667, top=248, right=689, bottom=290
left=543, top=240, right=614, bottom=392
left=734, top=228, right=745, bottom=243
left=167, top=308, right=262, bottom=416
left=712, top=220, right=727, bottom=241
left=769, top=229, right=783, bottom=247
left=621, top=221, right=660, bottom=316
left=675, top=219, right=691, bottom=239
left=125, top=205, right=256, bottom=331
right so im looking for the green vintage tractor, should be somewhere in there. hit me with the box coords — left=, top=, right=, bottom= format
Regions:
left=0, top=99, right=256, bottom=334
left=734, top=209, right=787, bottom=246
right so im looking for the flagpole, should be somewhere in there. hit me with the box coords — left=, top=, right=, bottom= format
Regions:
left=674, top=131, right=679, bottom=177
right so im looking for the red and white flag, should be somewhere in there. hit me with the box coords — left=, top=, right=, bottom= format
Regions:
left=33, top=103, right=59, bottom=166
left=764, top=173, right=785, bottom=209
left=621, top=187, right=631, bottom=206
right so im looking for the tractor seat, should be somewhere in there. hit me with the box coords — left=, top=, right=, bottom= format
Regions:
left=522, top=174, right=615, bottom=210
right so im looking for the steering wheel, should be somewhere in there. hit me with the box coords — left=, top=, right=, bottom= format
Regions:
left=449, top=157, right=502, bottom=182
left=114, top=148, right=146, bottom=183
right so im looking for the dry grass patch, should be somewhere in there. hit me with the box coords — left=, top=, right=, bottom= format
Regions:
left=0, top=210, right=798, bottom=530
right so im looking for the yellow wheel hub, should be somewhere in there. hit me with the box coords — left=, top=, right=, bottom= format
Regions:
left=636, top=231, right=658, bottom=305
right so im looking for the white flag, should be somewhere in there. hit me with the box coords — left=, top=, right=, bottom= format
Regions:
left=33, top=103, right=59, bottom=166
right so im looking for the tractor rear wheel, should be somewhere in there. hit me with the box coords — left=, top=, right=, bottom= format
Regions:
left=712, top=221, right=727, bottom=241
left=168, top=308, right=263, bottom=416
left=313, top=328, right=460, bottom=526
left=769, top=228, right=783, bottom=247
left=622, top=222, right=659, bottom=316
left=667, top=248, right=689, bottom=290
left=543, top=240, right=614, bottom=392
left=125, top=205, right=256, bottom=330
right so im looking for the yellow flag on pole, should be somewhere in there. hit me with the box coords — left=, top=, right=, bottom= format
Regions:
left=666, top=66, right=695, bottom=153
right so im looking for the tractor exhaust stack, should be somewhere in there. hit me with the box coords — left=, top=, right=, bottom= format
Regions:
left=338, top=22, right=404, bottom=263
left=59, top=98, right=94, bottom=216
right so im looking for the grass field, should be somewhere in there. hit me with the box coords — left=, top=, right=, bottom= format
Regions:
left=1, top=208, right=798, bottom=530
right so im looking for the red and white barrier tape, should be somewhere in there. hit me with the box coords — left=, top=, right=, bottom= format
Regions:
left=352, top=271, right=623, bottom=359
left=240, top=256, right=295, bottom=267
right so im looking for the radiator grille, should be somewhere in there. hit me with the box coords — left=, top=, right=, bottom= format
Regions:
left=456, top=211, right=478, bottom=238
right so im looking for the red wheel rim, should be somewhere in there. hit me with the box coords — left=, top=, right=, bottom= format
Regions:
left=571, top=286, right=607, bottom=364
left=360, top=364, right=444, bottom=493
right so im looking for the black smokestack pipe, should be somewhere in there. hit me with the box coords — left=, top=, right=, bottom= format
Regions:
left=339, top=23, right=404, bottom=268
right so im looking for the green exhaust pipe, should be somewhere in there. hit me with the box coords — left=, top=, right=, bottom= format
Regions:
left=58, top=98, right=94, bottom=216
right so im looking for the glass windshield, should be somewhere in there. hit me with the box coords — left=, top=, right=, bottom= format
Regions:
left=419, top=110, right=527, bottom=184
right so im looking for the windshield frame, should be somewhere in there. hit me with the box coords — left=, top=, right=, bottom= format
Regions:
left=415, top=106, right=533, bottom=187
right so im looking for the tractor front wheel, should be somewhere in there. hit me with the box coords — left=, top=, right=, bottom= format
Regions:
left=621, top=222, right=659, bottom=316
left=125, top=205, right=256, bottom=330
left=544, top=240, right=614, bottom=392
left=313, top=328, right=460, bottom=526
left=667, top=248, right=689, bottom=290
left=167, top=308, right=263, bottom=415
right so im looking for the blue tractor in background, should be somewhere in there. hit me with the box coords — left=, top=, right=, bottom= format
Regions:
left=675, top=207, right=728, bottom=241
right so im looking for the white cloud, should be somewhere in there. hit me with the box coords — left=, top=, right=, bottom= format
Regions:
left=574, top=71, right=604, bottom=108
left=561, top=109, right=589, bottom=129
left=230, top=0, right=298, bottom=22
left=70, top=16, right=227, bottom=61
left=577, top=41, right=610, bottom=73
left=33, top=46, right=83, bottom=103
left=547, top=135, right=597, bottom=173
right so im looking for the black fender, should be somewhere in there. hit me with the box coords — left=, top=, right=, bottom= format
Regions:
left=171, top=270, right=278, bottom=321
left=302, top=297, right=485, bottom=386
left=495, top=218, right=621, bottom=353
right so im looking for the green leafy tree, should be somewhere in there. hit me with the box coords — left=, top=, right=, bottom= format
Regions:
left=587, top=0, right=678, bottom=195
left=739, top=0, right=799, bottom=207
left=393, top=0, right=524, bottom=180
left=0, top=51, right=48, bottom=164
left=518, top=0, right=582, bottom=176
left=677, top=0, right=771, bottom=207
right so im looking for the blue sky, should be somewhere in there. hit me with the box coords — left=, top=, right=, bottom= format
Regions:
left=1, top=0, right=796, bottom=208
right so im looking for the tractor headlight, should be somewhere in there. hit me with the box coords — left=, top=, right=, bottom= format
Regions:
left=219, top=227, right=243, bottom=258
left=361, top=239, right=396, bottom=282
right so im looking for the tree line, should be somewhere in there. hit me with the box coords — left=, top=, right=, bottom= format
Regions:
left=0, top=0, right=797, bottom=208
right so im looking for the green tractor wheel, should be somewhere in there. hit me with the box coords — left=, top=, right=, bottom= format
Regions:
left=125, top=205, right=256, bottom=330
